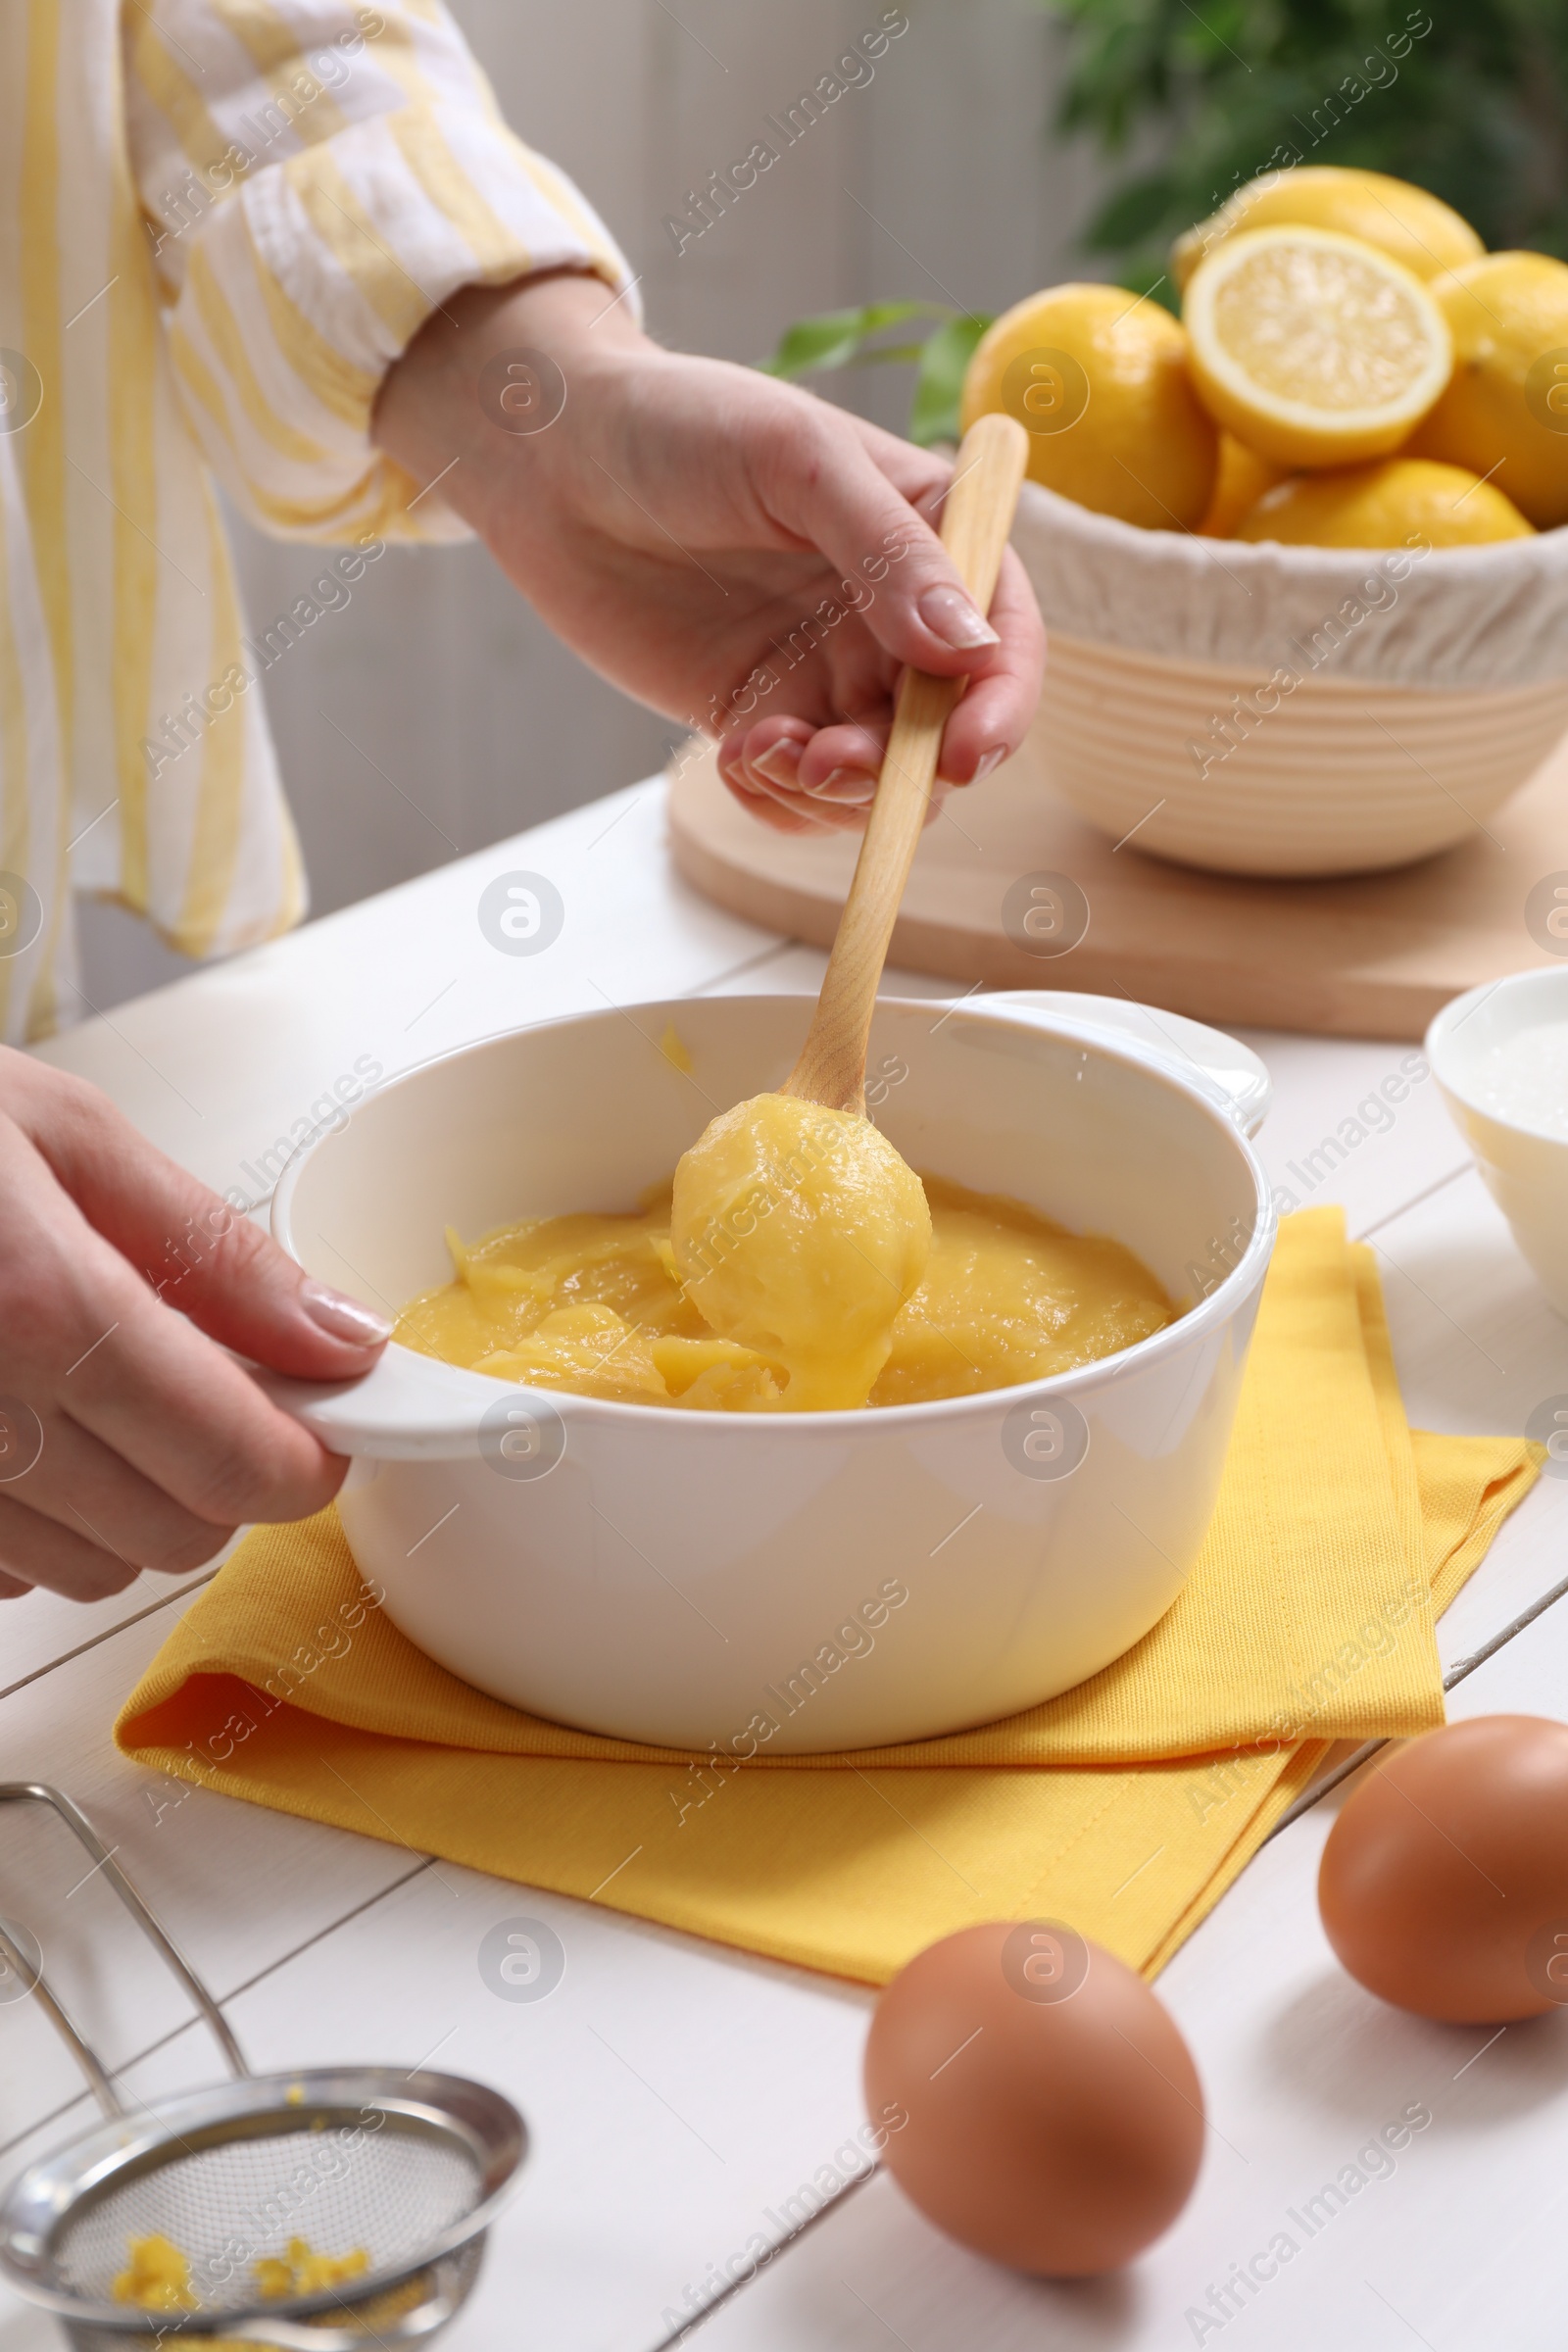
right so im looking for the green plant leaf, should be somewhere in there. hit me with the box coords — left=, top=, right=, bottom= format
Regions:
left=755, top=302, right=995, bottom=443
left=756, top=301, right=946, bottom=378
left=908, top=313, right=995, bottom=446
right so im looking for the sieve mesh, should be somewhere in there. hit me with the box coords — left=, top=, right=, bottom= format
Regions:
left=49, top=2109, right=481, bottom=2326
left=61, top=2250, right=483, bottom=2352
left=59, top=2246, right=483, bottom=2351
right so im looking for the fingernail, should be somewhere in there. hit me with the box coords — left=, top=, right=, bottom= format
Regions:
left=753, top=739, right=803, bottom=788
left=918, top=584, right=1000, bottom=651
left=808, top=765, right=877, bottom=804
left=972, top=746, right=1007, bottom=781
left=301, top=1281, right=392, bottom=1346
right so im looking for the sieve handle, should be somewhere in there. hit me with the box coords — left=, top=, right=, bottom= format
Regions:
left=0, top=1916, right=121, bottom=2119
left=0, top=1784, right=248, bottom=2111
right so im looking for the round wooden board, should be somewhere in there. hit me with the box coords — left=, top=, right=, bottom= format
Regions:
left=666, top=721, right=1568, bottom=1042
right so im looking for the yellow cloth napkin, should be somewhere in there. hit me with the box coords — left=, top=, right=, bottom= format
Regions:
left=117, top=1210, right=1539, bottom=1984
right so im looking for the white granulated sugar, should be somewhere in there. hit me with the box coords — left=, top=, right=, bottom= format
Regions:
left=1474, top=1019, right=1568, bottom=1143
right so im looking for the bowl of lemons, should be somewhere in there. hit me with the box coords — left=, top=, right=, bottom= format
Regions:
left=961, top=168, right=1568, bottom=876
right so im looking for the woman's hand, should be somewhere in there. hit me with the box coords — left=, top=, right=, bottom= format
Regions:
left=0, top=1051, right=389, bottom=1602
left=373, top=272, right=1045, bottom=834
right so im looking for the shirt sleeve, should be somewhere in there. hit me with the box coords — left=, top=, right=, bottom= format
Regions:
left=122, top=0, right=639, bottom=543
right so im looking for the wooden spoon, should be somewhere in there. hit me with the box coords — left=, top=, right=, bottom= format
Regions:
left=779, top=412, right=1029, bottom=1115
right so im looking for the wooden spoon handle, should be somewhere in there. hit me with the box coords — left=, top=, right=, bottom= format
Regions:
left=783, top=412, right=1029, bottom=1113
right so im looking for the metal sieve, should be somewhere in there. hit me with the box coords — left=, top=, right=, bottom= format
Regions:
left=0, top=1785, right=525, bottom=2347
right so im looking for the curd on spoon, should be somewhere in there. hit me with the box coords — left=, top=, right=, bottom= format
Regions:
left=668, top=1092, right=932, bottom=1410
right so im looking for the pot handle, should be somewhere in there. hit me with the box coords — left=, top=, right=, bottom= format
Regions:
left=979, top=992, right=1272, bottom=1136
left=248, top=1346, right=497, bottom=1462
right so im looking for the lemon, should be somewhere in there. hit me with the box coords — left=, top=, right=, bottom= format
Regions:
left=1198, top=433, right=1290, bottom=537
left=1173, top=166, right=1482, bottom=291
left=1184, top=226, right=1452, bottom=468
left=960, top=283, right=1217, bottom=530
left=1406, top=251, right=1568, bottom=528
left=1236, top=457, right=1534, bottom=547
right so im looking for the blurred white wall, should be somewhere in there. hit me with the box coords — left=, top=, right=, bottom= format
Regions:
left=80, top=0, right=1109, bottom=1006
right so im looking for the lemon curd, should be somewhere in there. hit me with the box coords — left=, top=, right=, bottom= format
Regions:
left=112, top=2231, right=371, bottom=2319
left=396, top=1172, right=1178, bottom=1414
left=670, top=1094, right=933, bottom=1409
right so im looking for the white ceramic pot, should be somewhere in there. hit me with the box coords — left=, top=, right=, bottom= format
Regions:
left=267, top=993, right=1276, bottom=1755
left=1427, top=967, right=1568, bottom=1318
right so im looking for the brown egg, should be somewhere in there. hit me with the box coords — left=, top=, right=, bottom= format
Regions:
left=1318, top=1714, right=1568, bottom=2023
left=862, top=1921, right=1204, bottom=2275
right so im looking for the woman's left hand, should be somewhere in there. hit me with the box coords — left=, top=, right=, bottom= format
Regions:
left=374, top=271, right=1045, bottom=834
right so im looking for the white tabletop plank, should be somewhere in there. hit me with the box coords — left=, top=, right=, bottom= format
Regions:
left=673, top=1583, right=1568, bottom=2352
left=1234, top=1024, right=1468, bottom=1244
left=201, top=1867, right=871, bottom=2352
left=1369, top=1166, right=1568, bottom=1438
left=0, top=1606, right=426, bottom=2150
left=1365, top=1166, right=1568, bottom=1673
left=0, top=1563, right=220, bottom=1708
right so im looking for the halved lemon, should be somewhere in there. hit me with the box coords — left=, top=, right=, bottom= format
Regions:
left=1184, top=225, right=1453, bottom=468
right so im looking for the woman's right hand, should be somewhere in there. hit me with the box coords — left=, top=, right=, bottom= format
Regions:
left=0, top=1050, right=391, bottom=1602
left=372, top=272, right=1045, bottom=840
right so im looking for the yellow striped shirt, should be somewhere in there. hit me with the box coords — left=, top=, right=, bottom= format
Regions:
left=0, top=0, right=633, bottom=1042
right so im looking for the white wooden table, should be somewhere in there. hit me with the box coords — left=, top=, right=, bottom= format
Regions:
left=2, top=778, right=1566, bottom=2352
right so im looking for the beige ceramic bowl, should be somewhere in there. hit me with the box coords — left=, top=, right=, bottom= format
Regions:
left=1010, top=479, right=1568, bottom=877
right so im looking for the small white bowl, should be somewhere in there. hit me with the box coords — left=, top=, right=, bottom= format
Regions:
left=1427, top=968, right=1568, bottom=1315
left=261, top=993, right=1274, bottom=1753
